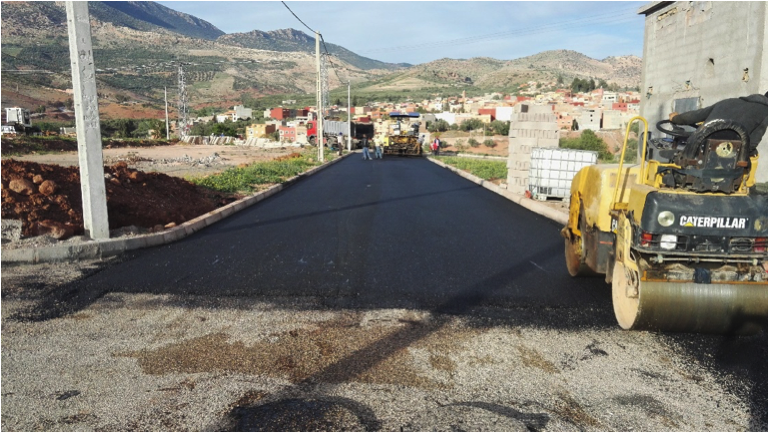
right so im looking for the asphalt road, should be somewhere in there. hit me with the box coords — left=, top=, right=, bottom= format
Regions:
left=2, top=155, right=766, bottom=431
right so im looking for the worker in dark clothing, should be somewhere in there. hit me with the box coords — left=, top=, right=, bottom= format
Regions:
left=669, top=93, right=768, bottom=155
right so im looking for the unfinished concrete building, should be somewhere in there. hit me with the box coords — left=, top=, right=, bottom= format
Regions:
left=638, top=1, right=768, bottom=182
left=506, top=104, right=559, bottom=195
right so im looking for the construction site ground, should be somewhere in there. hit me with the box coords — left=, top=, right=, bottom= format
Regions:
left=1, top=140, right=296, bottom=249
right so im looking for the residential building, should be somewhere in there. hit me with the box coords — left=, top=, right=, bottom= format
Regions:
left=245, top=124, right=276, bottom=139
left=233, top=105, right=253, bottom=121
left=278, top=125, right=296, bottom=142
left=495, top=106, right=514, bottom=122
left=478, top=108, right=496, bottom=121
left=602, top=110, right=624, bottom=130
left=578, top=109, right=602, bottom=131
left=270, top=108, right=291, bottom=120
left=612, top=102, right=629, bottom=112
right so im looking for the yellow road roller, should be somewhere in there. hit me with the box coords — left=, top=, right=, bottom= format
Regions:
left=562, top=116, right=767, bottom=334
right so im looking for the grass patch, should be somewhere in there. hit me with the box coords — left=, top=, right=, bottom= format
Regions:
left=190, top=149, right=337, bottom=194
left=434, top=156, right=507, bottom=182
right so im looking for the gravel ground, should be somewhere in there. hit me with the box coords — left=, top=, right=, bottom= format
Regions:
left=1, top=259, right=765, bottom=432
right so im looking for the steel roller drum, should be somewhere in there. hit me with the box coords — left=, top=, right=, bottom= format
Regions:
left=613, top=264, right=767, bottom=334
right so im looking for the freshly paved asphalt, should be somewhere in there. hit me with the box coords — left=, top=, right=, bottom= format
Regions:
left=32, top=155, right=614, bottom=325
left=8, top=155, right=765, bottom=431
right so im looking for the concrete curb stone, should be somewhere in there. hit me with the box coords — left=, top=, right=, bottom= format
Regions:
left=1, top=152, right=352, bottom=264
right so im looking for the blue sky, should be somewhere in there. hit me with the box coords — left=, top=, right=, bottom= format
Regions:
left=158, top=1, right=647, bottom=65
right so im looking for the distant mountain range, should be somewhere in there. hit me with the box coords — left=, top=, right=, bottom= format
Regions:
left=1, top=1, right=641, bottom=115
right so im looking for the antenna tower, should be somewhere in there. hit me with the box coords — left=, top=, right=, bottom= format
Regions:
left=177, top=64, right=189, bottom=138
left=320, top=53, right=329, bottom=116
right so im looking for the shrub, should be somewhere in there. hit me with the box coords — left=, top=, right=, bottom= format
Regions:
left=190, top=150, right=331, bottom=193
left=467, top=138, right=480, bottom=148
left=435, top=156, right=506, bottom=181
left=559, top=129, right=613, bottom=161
left=483, top=139, right=497, bottom=148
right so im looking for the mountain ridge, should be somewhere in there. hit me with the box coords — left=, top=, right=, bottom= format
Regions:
left=0, top=1, right=641, bottom=114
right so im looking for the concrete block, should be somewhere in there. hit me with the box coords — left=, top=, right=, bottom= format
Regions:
left=183, top=217, right=208, bottom=235
left=68, top=243, right=100, bottom=260
left=145, top=233, right=166, bottom=247
left=123, top=236, right=148, bottom=251
left=99, top=240, right=126, bottom=258
left=1, top=247, right=35, bottom=263
left=163, top=228, right=185, bottom=244
left=218, top=205, right=235, bottom=219
left=232, top=200, right=248, bottom=212
left=35, top=244, right=71, bottom=263
left=204, top=211, right=223, bottom=226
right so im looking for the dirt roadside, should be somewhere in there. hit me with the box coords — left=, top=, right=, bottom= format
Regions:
left=1, top=142, right=298, bottom=247
left=8, top=143, right=295, bottom=179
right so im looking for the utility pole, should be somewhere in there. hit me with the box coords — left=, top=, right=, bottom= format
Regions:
left=347, top=81, right=351, bottom=152
left=178, top=64, right=188, bottom=139
left=164, top=86, right=169, bottom=140
left=66, top=1, right=109, bottom=240
left=315, top=32, right=324, bottom=162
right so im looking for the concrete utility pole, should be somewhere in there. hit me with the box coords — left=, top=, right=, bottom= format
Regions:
left=164, top=86, right=170, bottom=140
left=177, top=64, right=189, bottom=139
left=315, top=32, right=324, bottom=162
left=347, top=81, right=352, bottom=152
left=66, top=1, right=109, bottom=240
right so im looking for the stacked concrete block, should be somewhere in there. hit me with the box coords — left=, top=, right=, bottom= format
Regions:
left=506, top=104, right=560, bottom=196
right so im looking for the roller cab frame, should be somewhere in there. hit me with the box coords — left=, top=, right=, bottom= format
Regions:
left=561, top=116, right=768, bottom=334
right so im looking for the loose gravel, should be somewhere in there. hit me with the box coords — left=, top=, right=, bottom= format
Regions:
left=1, top=259, right=765, bottom=431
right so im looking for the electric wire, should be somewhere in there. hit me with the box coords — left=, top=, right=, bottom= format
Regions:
left=280, top=1, right=316, bottom=35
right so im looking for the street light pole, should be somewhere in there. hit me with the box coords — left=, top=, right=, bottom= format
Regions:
left=347, top=81, right=351, bottom=152
left=315, top=32, right=324, bottom=163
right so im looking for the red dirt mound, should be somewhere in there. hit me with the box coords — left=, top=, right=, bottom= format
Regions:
left=2, top=159, right=236, bottom=238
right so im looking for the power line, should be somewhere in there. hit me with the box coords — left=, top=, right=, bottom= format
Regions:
left=280, top=1, right=316, bottom=35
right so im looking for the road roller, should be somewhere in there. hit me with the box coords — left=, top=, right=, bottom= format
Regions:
left=561, top=116, right=767, bottom=334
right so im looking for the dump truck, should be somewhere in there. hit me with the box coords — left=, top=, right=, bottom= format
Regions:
left=307, top=119, right=373, bottom=149
left=561, top=116, right=767, bottom=334
left=2, top=107, right=35, bottom=135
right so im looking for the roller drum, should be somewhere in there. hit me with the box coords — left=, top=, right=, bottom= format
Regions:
left=613, top=263, right=767, bottom=334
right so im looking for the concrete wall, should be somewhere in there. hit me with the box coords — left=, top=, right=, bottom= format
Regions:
left=638, top=1, right=768, bottom=182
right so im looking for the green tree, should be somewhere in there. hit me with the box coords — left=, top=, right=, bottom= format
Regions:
left=35, top=105, right=46, bottom=114
left=115, top=93, right=130, bottom=104
left=559, top=129, right=612, bottom=161
left=461, top=118, right=484, bottom=132
left=427, top=119, right=450, bottom=133
left=557, top=74, right=564, bottom=85
left=483, top=139, right=497, bottom=148
left=623, top=138, right=638, bottom=163
left=489, top=120, right=510, bottom=136
left=211, top=121, right=237, bottom=137
left=467, top=137, right=480, bottom=148
left=132, top=118, right=166, bottom=138
left=101, top=118, right=136, bottom=138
